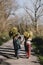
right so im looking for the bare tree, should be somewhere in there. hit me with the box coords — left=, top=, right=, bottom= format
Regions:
left=0, top=0, right=12, bottom=32
left=24, top=0, right=43, bottom=33
left=0, top=0, right=19, bottom=33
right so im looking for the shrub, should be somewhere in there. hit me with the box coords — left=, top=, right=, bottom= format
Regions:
left=0, top=38, right=3, bottom=45
left=39, top=55, right=43, bottom=65
left=0, top=32, right=10, bottom=46
left=32, top=36, right=43, bottom=54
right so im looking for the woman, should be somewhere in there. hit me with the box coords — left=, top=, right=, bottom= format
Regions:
left=13, top=34, right=21, bottom=59
left=24, top=32, right=32, bottom=58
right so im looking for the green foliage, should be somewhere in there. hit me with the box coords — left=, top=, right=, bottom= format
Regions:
left=39, top=55, right=43, bottom=65
left=0, top=32, right=10, bottom=46
left=0, top=38, right=3, bottom=45
left=32, top=36, right=43, bottom=54
left=32, top=36, right=43, bottom=65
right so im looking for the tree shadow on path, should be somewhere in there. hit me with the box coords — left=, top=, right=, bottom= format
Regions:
left=0, top=58, right=10, bottom=65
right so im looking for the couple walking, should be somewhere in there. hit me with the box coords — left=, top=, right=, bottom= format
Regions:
left=9, top=27, right=33, bottom=59
left=13, top=32, right=32, bottom=59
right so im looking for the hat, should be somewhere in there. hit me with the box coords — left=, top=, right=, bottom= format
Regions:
left=11, top=27, right=18, bottom=34
left=24, top=31, right=29, bottom=38
left=13, top=32, right=20, bottom=37
left=29, top=31, right=33, bottom=38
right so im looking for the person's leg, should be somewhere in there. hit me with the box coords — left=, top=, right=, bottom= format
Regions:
left=26, top=45, right=29, bottom=58
left=26, top=44, right=31, bottom=58
left=15, top=50, right=17, bottom=57
left=16, top=49, right=19, bottom=59
left=24, top=44, right=26, bottom=52
left=29, top=44, right=31, bottom=57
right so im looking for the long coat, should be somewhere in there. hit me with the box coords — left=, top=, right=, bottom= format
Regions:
left=13, top=38, right=21, bottom=50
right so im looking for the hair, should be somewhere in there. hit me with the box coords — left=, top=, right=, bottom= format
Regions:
left=13, top=33, right=18, bottom=38
left=18, top=36, right=21, bottom=39
left=15, top=34, right=18, bottom=36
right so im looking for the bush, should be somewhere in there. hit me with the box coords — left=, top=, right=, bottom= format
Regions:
left=32, top=36, right=43, bottom=54
left=1, top=36, right=10, bottom=42
left=0, top=32, right=10, bottom=46
left=39, top=55, right=43, bottom=65
left=32, top=36, right=43, bottom=65
left=0, top=38, right=3, bottom=45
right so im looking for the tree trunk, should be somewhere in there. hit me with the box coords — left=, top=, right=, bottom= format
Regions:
left=35, top=21, right=38, bottom=33
left=34, top=10, right=38, bottom=33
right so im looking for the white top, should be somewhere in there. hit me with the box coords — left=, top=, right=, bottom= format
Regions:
left=26, top=38, right=32, bottom=44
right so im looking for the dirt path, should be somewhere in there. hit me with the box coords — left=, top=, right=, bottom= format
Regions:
left=0, top=39, right=41, bottom=65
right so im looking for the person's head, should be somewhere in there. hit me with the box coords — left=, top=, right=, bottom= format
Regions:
left=15, top=33, right=19, bottom=38
left=18, top=36, right=21, bottom=40
left=13, top=33, right=19, bottom=39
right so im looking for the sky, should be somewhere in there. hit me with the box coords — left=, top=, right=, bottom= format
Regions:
left=8, top=0, right=33, bottom=19
left=8, top=0, right=43, bottom=25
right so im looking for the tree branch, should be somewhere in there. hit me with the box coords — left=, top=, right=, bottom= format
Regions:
left=24, top=8, right=34, bottom=22
left=37, top=3, right=43, bottom=12
left=37, top=14, right=43, bottom=20
left=25, top=7, right=34, bottom=14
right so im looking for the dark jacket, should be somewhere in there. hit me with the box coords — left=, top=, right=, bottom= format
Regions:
left=24, top=38, right=28, bottom=52
left=13, top=38, right=21, bottom=50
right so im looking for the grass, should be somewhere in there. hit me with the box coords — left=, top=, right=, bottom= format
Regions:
left=38, top=55, right=43, bottom=65
left=32, top=45, right=43, bottom=65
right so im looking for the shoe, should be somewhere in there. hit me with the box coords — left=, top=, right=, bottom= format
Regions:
left=17, top=57, right=19, bottom=59
left=26, top=57, right=29, bottom=59
left=14, top=55, right=16, bottom=57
